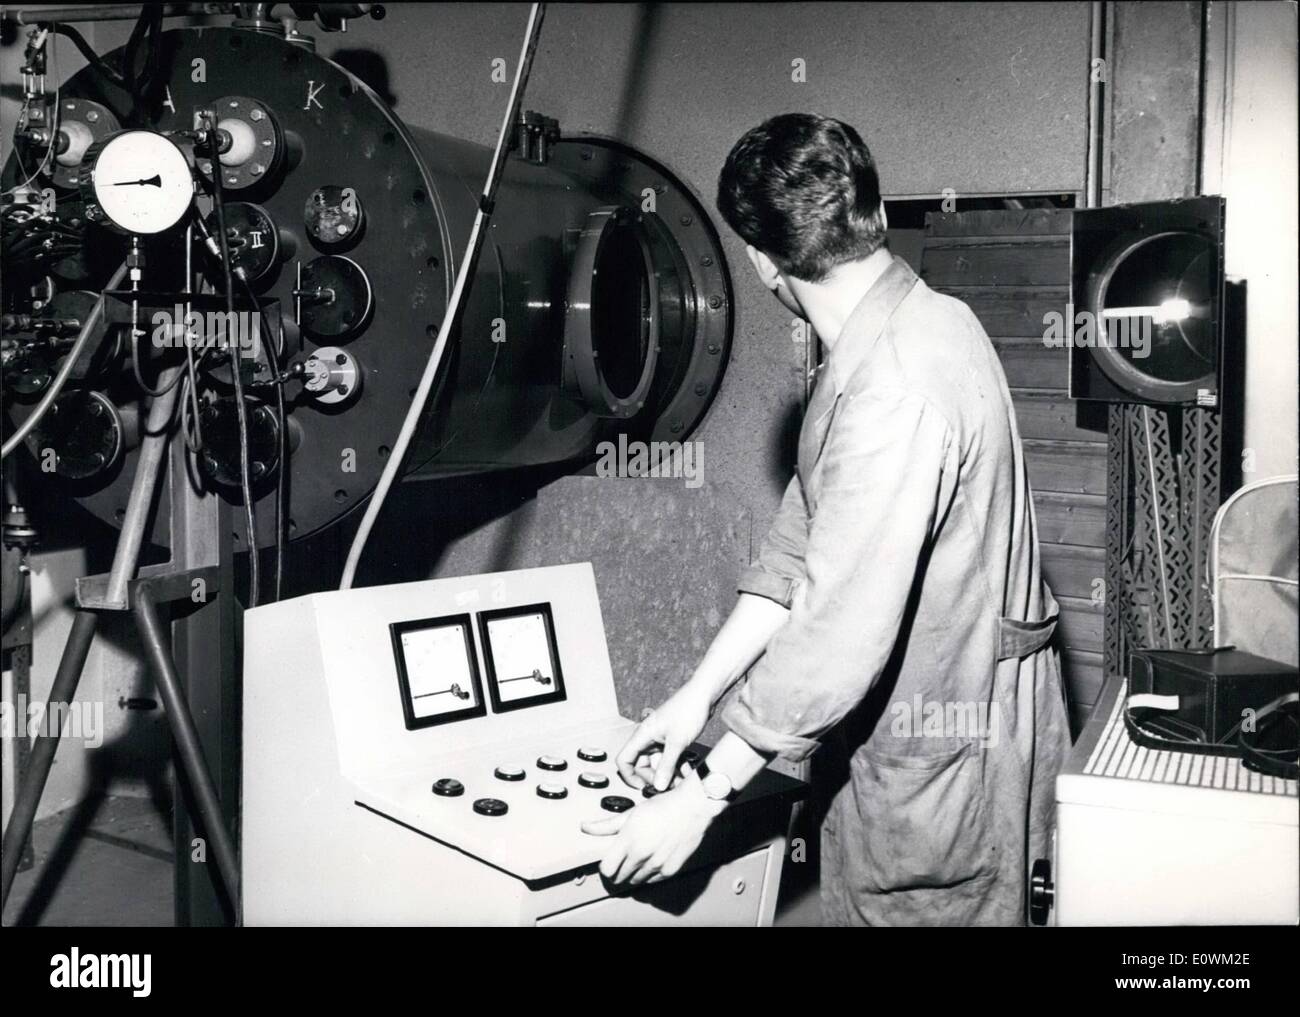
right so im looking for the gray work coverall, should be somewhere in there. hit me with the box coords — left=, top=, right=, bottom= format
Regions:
left=721, top=256, right=1071, bottom=926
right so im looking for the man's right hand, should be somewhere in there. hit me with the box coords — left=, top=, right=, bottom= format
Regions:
left=616, top=682, right=712, bottom=792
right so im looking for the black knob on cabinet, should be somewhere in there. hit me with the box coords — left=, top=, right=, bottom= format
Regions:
left=1029, top=858, right=1054, bottom=926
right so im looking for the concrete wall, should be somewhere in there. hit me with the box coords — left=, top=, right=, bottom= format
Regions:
left=323, top=2, right=1093, bottom=718
left=324, top=0, right=1091, bottom=542
left=5, top=4, right=1093, bottom=732
left=3, top=551, right=171, bottom=822
left=1103, top=1, right=1204, bottom=204
left=3, top=4, right=1095, bottom=758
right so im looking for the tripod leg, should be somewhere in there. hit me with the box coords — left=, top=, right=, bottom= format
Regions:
left=0, top=368, right=182, bottom=912
left=0, top=610, right=97, bottom=908
left=134, top=585, right=240, bottom=914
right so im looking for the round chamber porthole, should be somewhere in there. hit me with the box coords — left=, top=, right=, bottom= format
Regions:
left=562, top=207, right=660, bottom=418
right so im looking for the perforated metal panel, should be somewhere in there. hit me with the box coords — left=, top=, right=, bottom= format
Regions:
left=1084, top=680, right=1298, bottom=797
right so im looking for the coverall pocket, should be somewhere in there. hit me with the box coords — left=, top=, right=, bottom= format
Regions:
left=849, top=742, right=994, bottom=893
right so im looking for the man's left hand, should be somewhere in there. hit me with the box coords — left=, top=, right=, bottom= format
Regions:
left=580, top=776, right=727, bottom=885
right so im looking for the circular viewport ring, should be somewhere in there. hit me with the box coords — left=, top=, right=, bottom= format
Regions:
left=562, top=206, right=661, bottom=419
left=1085, top=229, right=1218, bottom=404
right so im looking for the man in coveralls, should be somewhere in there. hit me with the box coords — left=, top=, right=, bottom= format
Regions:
left=582, top=113, right=1071, bottom=926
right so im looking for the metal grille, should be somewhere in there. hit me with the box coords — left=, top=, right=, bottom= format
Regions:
left=1103, top=404, right=1128, bottom=676
left=1181, top=406, right=1221, bottom=643
left=1084, top=680, right=1299, bottom=797
left=1104, top=403, right=1225, bottom=673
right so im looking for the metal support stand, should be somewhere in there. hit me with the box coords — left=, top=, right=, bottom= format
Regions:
left=1, top=545, right=36, bottom=879
left=131, top=573, right=240, bottom=911
left=0, top=366, right=241, bottom=924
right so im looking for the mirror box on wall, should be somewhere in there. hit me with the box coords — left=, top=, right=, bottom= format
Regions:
left=1069, top=196, right=1238, bottom=408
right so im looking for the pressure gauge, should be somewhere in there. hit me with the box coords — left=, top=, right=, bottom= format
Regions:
left=82, top=130, right=194, bottom=235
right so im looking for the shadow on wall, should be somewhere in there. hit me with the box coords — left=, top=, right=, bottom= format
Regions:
left=328, top=0, right=665, bottom=136
left=331, top=48, right=397, bottom=108
left=276, top=462, right=575, bottom=597
left=606, top=3, right=661, bottom=141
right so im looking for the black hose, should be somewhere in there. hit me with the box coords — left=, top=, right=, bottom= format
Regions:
left=43, top=23, right=125, bottom=87
left=131, top=324, right=186, bottom=398
left=239, top=275, right=287, bottom=603
left=208, top=126, right=260, bottom=607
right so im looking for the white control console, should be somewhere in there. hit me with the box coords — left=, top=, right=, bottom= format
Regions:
left=241, top=563, right=803, bottom=925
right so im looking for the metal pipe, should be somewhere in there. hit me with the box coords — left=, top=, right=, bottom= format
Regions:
left=339, top=1, right=546, bottom=590
left=133, top=585, right=241, bottom=912
left=1085, top=1, right=1106, bottom=209
left=105, top=366, right=184, bottom=608
left=3, top=4, right=208, bottom=25
left=0, top=609, right=97, bottom=907
left=1, top=262, right=127, bottom=463
left=1, top=544, right=24, bottom=635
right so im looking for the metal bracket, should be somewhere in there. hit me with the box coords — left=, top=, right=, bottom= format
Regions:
left=512, top=110, right=560, bottom=165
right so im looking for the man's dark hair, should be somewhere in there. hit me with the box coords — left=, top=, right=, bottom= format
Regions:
left=716, top=113, right=886, bottom=283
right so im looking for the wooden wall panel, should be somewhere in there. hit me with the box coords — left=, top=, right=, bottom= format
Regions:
left=1035, top=493, right=1106, bottom=547
left=993, top=338, right=1070, bottom=389
left=921, top=207, right=1110, bottom=733
left=922, top=239, right=1071, bottom=287
left=1013, top=394, right=1107, bottom=443
left=1040, top=544, right=1105, bottom=600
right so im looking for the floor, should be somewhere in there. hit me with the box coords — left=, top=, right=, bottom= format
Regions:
left=4, top=794, right=822, bottom=926
left=3, top=795, right=174, bottom=927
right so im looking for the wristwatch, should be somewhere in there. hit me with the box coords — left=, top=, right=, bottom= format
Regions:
left=694, top=759, right=740, bottom=803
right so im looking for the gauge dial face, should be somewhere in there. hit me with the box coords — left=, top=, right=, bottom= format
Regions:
left=90, top=131, right=194, bottom=234
left=479, top=603, right=567, bottom=712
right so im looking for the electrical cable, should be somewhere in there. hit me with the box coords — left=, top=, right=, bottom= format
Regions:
left=270, top=318, right=287, bottom=602
left=128, top=7, right=164, bottom=121
left=339, top=1, right=546, bottom=590
left=130, top=322, right=186, bottom=398
left=238, top=274, right=288, bottom=603
left=181, top=320, right=205, bottom=453
left=2, top=261, right=127, bottom=462
left=120, top=10, right=149, bottom=109
left=41, top=22, right=125, bottom=87
left=207, top=123, right=260, bottom=607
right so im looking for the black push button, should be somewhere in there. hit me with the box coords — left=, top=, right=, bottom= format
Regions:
left=600, top=795, right=635, bottom=813
left=432, top=778, right=465, bottom=797
left=473, top=797, right=509, bottom=816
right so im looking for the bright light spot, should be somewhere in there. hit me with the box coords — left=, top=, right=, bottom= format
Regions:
left=1101, top=298, right=1192, bottom=325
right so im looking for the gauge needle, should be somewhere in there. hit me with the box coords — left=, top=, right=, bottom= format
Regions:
left=111, top=175, right=162, bottom=187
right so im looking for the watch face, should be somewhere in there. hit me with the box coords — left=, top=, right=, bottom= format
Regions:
left=701, top=771, right=733, bottom=801
left=90, top=131, right=194, bottom=234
